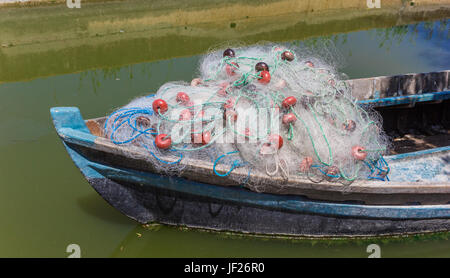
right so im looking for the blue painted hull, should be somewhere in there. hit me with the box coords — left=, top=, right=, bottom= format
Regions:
left=51, top=107, right=450, bottom=237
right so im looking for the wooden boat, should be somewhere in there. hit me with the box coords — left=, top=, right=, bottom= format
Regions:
left=51, top=70, right=450, bottom=237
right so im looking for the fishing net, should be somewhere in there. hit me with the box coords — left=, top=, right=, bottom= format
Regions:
left=104, top=43, right=390, bottom=188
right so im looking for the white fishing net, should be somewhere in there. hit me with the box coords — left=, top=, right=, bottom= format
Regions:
left=104, top=43, right=390, bottom=186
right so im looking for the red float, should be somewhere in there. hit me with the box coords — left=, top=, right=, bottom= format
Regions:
left=152, top=99, right=168, bottom=114
left=268, top=134, right=283, bottom=149
left=202, top=131, right=212, bottom=145
left=281, top=51, right=294, bottom=61
left=305, top=61, right=315, bottom=68
left=179, top=109, right=192, bottom=121
left=191, top=78, right=202, bottom=87
left=282, top=113, right=296, bottom=124
left=299, top=157, right=313, bottom=172
left=258, top=70, right=271, bottom=84
left=176, top=92, right=190, bottom=104
left=352, top=145, right=368, bottom=161
left=282, top=96, right=297, bottom=108
left=155, top=134, right=171, bottom=149
left=226, top=62, right=239, bottom=76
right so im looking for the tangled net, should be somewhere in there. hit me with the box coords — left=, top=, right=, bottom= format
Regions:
left=104, top=44, right=390, bottom=187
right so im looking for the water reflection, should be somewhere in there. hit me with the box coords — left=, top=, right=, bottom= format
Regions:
left=110, top=224, right=450, bottom=258
left=0, top=1, right=448, bottom=83
left=75, top=19, right=449, bottom=91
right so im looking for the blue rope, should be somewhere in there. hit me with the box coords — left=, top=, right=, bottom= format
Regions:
left=363, top=155, right=390, bottom=181
left=239, top=168, right=252, bottom=187
left=104, top=107, right=156, bottom=144
left=213, top=151, right=248, bottom=177
left=311, top=165, right=340, bottom=178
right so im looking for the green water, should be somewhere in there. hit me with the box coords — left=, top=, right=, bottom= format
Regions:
left=0, top=2, right=449, bottom=257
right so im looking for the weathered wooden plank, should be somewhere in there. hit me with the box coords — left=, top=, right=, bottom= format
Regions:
left=348, top=70, right=450, bottom=100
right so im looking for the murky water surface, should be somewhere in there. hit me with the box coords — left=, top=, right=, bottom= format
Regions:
left=0, top=1, right=449, bottom=257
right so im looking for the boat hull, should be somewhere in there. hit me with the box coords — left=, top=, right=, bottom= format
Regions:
left=86, top=176, right=450, bottom=237
left=52, top=107, right=450, bottom=237
left=65, top=140, right=450, bottom=238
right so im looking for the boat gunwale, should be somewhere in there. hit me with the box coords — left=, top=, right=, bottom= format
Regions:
left=61, top=118, right=450, bottom=196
